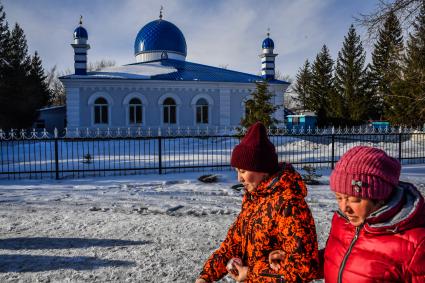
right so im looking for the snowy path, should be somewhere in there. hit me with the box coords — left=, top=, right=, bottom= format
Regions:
left=0, top=166, right=423, bottom=282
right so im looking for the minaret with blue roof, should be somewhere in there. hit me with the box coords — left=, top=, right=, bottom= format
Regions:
left=260, top=31, right=277, bottom=80
left=71, top=16, right=90, bottom=75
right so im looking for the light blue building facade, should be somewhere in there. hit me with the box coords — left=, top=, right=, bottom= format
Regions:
left=60, top=14, right=289, bottom=130
left=286, top=114, right=317, bottom=130
left=33, top=105, right=67, bottom=132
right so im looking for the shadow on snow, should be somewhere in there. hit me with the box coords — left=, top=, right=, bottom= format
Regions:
left=0, top=254, right=135, bottom=272
left=0, top=237, right=151, bottom=250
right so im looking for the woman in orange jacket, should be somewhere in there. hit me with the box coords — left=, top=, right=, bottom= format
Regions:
left=195, top=122, right=320, bottom=283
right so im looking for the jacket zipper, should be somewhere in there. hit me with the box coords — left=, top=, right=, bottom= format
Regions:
left=337, top=224, right=363, bottom=283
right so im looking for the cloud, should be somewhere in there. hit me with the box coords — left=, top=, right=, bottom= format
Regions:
left=2, top=0, right=376, bottom=78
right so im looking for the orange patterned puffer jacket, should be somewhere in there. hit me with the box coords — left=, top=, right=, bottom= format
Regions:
left=199, top=163, right=319, bottom=282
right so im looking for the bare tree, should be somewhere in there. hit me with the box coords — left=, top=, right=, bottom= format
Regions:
left=273, top=69, right=298, bottom=111
left=274, top=69, right=293, bottom=83
left=357, top=0, right=424, bottom=40
left=283, top=88, right=301, bottom=111
left=45, top=65, right=71, bottom=106
left=87, top=59, right=116, bottom=71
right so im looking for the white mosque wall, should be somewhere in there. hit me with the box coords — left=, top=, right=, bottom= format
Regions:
left=66, top=88, right=80, bottom=129
left=219, top=89, right=231, bottom=126
left=63, top=80, right=287, bottom=129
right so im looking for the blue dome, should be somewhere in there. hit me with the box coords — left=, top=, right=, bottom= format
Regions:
left=262, top=37, right=274, bottom=49
left=74, top=26, right=88, bottom=39
left=134, top=19, right=187, bottom=56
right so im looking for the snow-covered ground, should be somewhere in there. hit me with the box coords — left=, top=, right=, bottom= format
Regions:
left=0, top=165, right=424, bottom=282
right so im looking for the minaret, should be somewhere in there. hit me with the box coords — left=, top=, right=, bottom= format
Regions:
left=260, top=30, right=277, bottom=80
left=71, top=16, right=90, bottom=75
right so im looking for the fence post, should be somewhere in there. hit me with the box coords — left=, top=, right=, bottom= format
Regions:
left=54, top=128, right=59, bottom=180
left=331, top=131, right=335, bottom=169
left=398, top=129, right=402, bottom=162
left=158, top=136, right=162, bottom=175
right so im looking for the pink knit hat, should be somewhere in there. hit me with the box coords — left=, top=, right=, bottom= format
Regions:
left=231, top=122, right=278, bottom=174
left=330, top=146, right=401, bottom=200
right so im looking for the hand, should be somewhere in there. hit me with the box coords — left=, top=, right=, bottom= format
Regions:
left=269, top=249, right=286, bottom=271
left=226, top=257, right=242, bottom=277
left=226, top=258, right=248, bottom=282
left=195, top=278, right=207, bottom=283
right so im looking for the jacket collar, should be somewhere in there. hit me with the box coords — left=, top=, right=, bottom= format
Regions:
left=246, top=168, right=282, bottom=199
left=365, top=182, right=425, bottom=234
left=246, top=162, right=306, bottom=200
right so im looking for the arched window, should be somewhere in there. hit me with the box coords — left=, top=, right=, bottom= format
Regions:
left=94, top=97, right=108, bottom=124
left=196, top=98, right=209, bottom=124
left=163, top=97, right=176, bottom=124
left=129, top=98, right=142, bottom=124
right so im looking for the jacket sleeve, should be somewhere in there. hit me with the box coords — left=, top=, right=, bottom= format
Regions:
left=273, top=200, right=320, bottom=282
left=198, top=211, right=243, bottom=282
left=407, top=238, right=425, bottom=283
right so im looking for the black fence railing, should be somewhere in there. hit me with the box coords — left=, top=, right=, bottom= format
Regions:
left=1, top=130, right=424, bottom=180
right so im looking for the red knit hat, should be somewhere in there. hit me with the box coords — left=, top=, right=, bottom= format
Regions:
left=231, top=122, right=278, bottom=173
left=330, top=146, right=401, bottom=200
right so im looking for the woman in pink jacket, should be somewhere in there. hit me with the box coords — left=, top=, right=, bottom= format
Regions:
left=269, top=146, right=425, bottom=282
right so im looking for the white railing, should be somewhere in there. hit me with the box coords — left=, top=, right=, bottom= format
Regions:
left=0, top=125, right=423, bottom=140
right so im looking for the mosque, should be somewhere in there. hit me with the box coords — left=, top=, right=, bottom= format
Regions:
left=59, top=11, right=289, bottom=131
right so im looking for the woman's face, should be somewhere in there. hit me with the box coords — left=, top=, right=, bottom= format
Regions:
left=236, top=168, right=268, bottom=193
left=335, top=192, right=382, bottom=226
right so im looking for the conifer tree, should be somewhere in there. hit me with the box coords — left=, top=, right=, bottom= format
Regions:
left=390, top=1, right=425, bottom=125
left=0, top=3, right=9, bottom=62
left=0, top=2, right=52, bottom=129
left=370, top=11, right=404, bottom=120
left=293, top=60, right=312, bottom=111
left=3, top=22, right=53, bottom=129
left=334, top=25, right=369, bottom=125
left=29, top=51, right=50, bottom=109
left=240, top=80, right=278, bottom=129
left=363, top=64, right=381, bottom=121
left=2, top=23, right=32, bottom=129
left=309, top=45, right=335, bottom=127
left=8, top=23, right=30, bottom=68
left=0, top=3, right=11, bottom=128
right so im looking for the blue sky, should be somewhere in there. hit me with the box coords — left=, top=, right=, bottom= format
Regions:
left=2, top=0, right=379, bottom=79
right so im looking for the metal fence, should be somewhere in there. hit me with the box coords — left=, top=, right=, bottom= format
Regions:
left=1, top=127, right=424, bottom=180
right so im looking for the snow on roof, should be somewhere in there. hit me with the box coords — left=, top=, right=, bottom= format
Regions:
left=62, top=62, right=177, bottom=79
left=60, top=59, right=289, bottom=84
left=37, top=105, right=66, bottom=111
